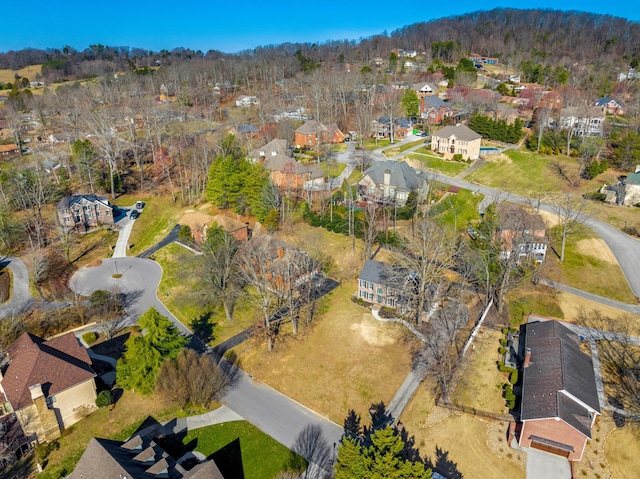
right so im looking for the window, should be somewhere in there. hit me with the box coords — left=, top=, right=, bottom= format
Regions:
left=386, top=298, right=395, bottom=306
left=377, top=288, right=383, bottom=295
left=368, top=293, right=373, bottom=300
left=360, top=291, right=367, bottom=298
left=368, top=282, right=374, bottom=290
left=377, top=295, right=383, bottom=303
left=46, top=395, right=56, bottom=409
left=87, top=213, right=92, bottom=219
left=360, top=279, right=367, bottom=288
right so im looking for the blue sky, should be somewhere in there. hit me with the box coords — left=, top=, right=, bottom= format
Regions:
left=1, top=1, right=639, bottom=54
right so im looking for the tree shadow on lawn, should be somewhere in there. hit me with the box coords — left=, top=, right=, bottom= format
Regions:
left=208, top=437, right=245, bottom=479
left=425, top=446, right=463, bottom=479
left=91, top=332, right=130, bottom=360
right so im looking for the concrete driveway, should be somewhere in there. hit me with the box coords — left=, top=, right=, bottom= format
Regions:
left=0, top=256, right=35, bottom=317
left=526, top=448, right=571, bottom=479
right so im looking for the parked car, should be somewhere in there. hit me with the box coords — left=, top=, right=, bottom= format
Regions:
left=135, top=201, right=145, bottom=209
left=130, top=210, right=140, bottom=219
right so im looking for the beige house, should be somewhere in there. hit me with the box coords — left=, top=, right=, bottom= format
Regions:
left=0, top=332, right=97, bottom=443
left=431, top=124, right=481, bottom=160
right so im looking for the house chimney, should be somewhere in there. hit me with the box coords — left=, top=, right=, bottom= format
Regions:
left=524, top=348, right=532, bottom=368
left=635, top=164, right=640, bottom=174
left=384, top=169, right=391, bottom=186
left=30, top=383, right=44, bottom=399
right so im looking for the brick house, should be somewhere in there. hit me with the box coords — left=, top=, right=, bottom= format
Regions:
left=371, top=117, right=412, bottom=140
left=595, top=97, right=625, bottom=116
left=294, top=120, right=345, bottom=148
left=431, top=124, right=481, bottom=160
left=518, top=318, right=601, bottom=461
left=70, top=434, right=224, bottom=478
left=356, top=259, right=404, bottom=309
left=496, top=203, right=548, bottom=264
left=57, top=194, right=115, bottom=231
left=420, top=96, right=454, bottom=125
left=552, top=105, right=606, bottom=137
left=0, top=332, right=97, bottom=444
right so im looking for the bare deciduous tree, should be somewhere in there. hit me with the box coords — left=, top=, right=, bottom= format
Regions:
left=552, top=192, right=587, bottom=262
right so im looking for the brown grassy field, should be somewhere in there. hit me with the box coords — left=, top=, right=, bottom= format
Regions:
left=452, top=328, right=511, bottom=414
left=0, top=65, right=42, bottom=84
left=236, top=281, right=419, bottom=423
left=401, top=383, right=525, bottom=479
left=602, top=421, right=640, bottom=479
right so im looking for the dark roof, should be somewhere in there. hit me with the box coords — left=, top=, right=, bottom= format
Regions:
left=432, top=124, right=481, bottom=141
left=497, top=203, right=546, bottom=234
left=520, top=319, right=601, bottom=438
left=596, top=97, right=625, bottom=108
left=236, top=124, right=259, bottom=134
left=358, top=259, right=390, bottom=284
left=421, top=96, right=449, bottom=109
left=626, top=171, right=640, bottom=186
left=2, top=332, right=95, bottom=410
left=70, top=436, right=224, bottom=479
left=56, top=194, right=111, bottom=212
left=360, top=160, right=425, bottom=192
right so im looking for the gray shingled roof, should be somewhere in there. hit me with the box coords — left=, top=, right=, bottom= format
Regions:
left=432, top=124, right=481, bottom=141
left=421, top=96, right=449, bottom=109
left=69, top=436, right=224, bottom=479
left=521, top=320, right=601, bottom=438
left=56, top=194, right=111, bottom=212
left=360, top=160, right=424, bottom=192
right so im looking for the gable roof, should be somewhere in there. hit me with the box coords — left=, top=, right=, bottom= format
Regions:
left=596, top=97, right=625, bottom=108
left=520, top=319, right=601, bottom=438
left=421, top=96, right=450, bottom=109
left=560, top=105, right=606, bottom=119
left=56, top=194, right=111, bottom=212
left=358, top=259, right=390, bottom=285
left=70, top=436, right=224, bottom=479
left=2, top=332, right=95, bottom=410
left=249, top=138, right=290, bottom=161
left=295, top=120, right=328, bottom=135
left=360, top=160, right=425, bottom=192
left=432, top=124, right=481, bottom=141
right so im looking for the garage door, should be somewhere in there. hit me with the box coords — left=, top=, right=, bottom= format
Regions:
left=530, top=439, right=571, bottom=458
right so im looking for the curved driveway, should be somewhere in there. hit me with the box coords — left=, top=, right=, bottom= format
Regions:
left=422, top=170, right=640, bottom=299
left=0, top=257, right=36, bottom=318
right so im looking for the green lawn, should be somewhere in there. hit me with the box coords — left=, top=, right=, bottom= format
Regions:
left=154, top=243, right=259, bottom=346
left=382, top=139, right=425, bottom=157
left=465, top=150, right=576, bottom=194
left=433, top=188, right=483, bottom=232
left=183, top=421, right=306, bottom=479
left=407, top=153, right=469, bottom=176
left=545, top=224, right=637, bottom=303
left=321, top=161, right=347, bottom=177
left=360, top=139, right=391, bottom=150
left=125, top=196, right=185, bottom=255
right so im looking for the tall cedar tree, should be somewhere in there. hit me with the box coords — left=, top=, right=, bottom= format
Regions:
left=206, top=135, right=270, bottom=220
left=116, top=307, right=188, bottom=394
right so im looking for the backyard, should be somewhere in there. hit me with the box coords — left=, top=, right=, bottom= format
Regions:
left=406, top=151, right=470, bottom=176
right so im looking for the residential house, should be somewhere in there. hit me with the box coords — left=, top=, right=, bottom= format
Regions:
left=294, top=120, right=345, bottom=148
left=358, top=160, right=426, bottom=206
left=469, top=54, right=499, bottom=64
left=273, top=107, right=308, bottom=122
left=622, top=167, right=640, bottom=206
left=496, top=203, right=548, bottom=263
left=413, top=82, right=437, bottom=98
left=235, top=95, right=259, bottom=107
left=371, top=116, right=412, bottom=140
left=69, top=434, right=224, bottom=479
left=517, top=318, right=601, bottom=461
left=420, top=96, right=454, bottom=125
left=56, top=194, right=115, bottom=231
left=250, top=139, right=325, bottom=191
left=553, top=106, right=605, bottom=137
left=372, top=57, right=385, bottom=67
left=0, top=144, right=19, bottom=156
left=595, top=97, right=625, bottom=116
left=357, top=259, right=403, bottom=310
left=0, top=332, right=97, bottom=444
left=431, top=124, right=481, bottom=160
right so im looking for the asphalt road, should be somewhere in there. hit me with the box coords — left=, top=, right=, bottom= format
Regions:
left=0, top=256, right=35, bottom=317
left=422, top=170, right=640, bottom=299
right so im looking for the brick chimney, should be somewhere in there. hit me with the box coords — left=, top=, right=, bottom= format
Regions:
left=523, top=347, right=532, bottom=368
left=277, top=247, right=284, bottom=259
